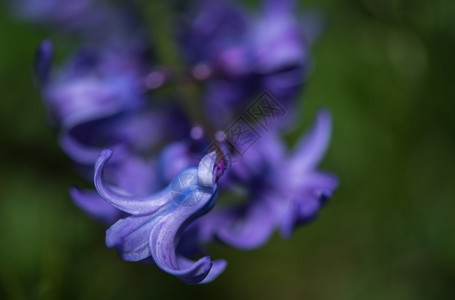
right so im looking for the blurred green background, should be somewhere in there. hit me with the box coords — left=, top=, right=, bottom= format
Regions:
left=1, top=0, right=455, bottom=299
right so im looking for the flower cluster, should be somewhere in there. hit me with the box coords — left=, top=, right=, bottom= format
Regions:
left=29, top=0, right=337, bottom=284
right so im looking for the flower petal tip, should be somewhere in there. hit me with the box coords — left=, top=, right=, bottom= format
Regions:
left=198, top=152, right=217, bottom=187
left=100, top=149, right=113, bottom=158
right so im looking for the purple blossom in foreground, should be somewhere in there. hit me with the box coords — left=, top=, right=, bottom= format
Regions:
left=95, top=150, right=226, bottom=284
left=29, top=0, right=338, bottom=284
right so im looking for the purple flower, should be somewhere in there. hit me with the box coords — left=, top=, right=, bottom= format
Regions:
left=37, top=41, right=143, bottom=162
left=30, top=0, right=338, bottom=285
left=94, top=150, right=226, bottom=284
left=9, top=0, right=123, bottom=38
left=198, top=109, right=338, bottom=249
left=71, top=147, right=157, bottom=224
left=36, top=40, right=192, bottom=224
left=178, top=0, right=317, bottom=126
left=37, top=40, right=190, bottom=165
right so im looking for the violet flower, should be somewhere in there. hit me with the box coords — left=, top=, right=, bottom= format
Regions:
left=178, top=0, right=316, bottom=126
left=29, top=0, right=338, bottom=285
left=94, top=150, right=226, bottom=284
left=36, top=40, right=191, bottom=224
left=198, top=110, right=338, bottom=249
left=36, top=39, right=191, bottom=164
left=37, top=41, right=144, bottom=163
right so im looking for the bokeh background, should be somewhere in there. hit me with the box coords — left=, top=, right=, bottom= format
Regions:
left=1, top=0, right=454, bottom=299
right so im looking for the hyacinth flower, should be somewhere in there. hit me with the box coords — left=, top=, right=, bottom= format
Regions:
left=197, top=110, right=338, bottom=249
left=177, top=0, right=317, bottom=126
left=36, top=40, right=191, bottom=223
left=36, top=39, right=191, bottom=165
left=72, top=139, right=202, bottom=224
left=94, top=150, right=227, bottom=284
left=27, top=0, right=339, bottom=285
left=36, top=41, right=143, bottom=163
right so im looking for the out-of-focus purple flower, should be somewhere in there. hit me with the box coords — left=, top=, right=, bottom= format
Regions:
left=37, top=41, right=143, bottom=162
left=94, top=150, right=226, bottom=284
left=198, top=110, right=338, bottom=249
left=36, top=40, right=191, bottom=223
left=37, top=40, right=188, bottom=165
left=178, top=0, right=318, bottom=126
left=9, top=0, right=121, bottom=37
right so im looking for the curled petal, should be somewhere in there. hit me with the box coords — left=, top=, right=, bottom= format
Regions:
left=176, top=256, right=227, bottom=284
left=94, top=149, right=170, bottom=215
left=42, top=47, right=146, bottom=164
left=54, top=82, right=127, bottom=164
left=104, top=153, right=224, bottom=284
left=148, top=184, right=219, bottom=284
left=70, top=187, right=123, bottom=224
left=48, top=76, right=128, bottom=127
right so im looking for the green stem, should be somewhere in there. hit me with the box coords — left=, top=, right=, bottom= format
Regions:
left=143, top=2, right=205, bottom=126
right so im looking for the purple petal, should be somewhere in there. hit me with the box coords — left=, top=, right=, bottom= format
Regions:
left=35, top=39, right=53, bottom=85
left=147, top=183, right=220, bottom=284
left=215, top=199, right=278, bottom=250
left=252, top=0, right=306, bottom=74
left=70, top=187, right=122, bottom=224
left=106, top=214, right=155, bottom=261
left=290, top=109, right=332, bottom=172
left=178, top=0, right=248, bottom=66
left=279, top=171, right=338, bottom=238
left=94, top=149, right=170, bottom=215
left=105, top=153, right=223, bottom=283
left=176, top=256, right=227, bottom=284
left=231, top=131, right=285, bottom=182
left=40, top=46, right=147, bottom=164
